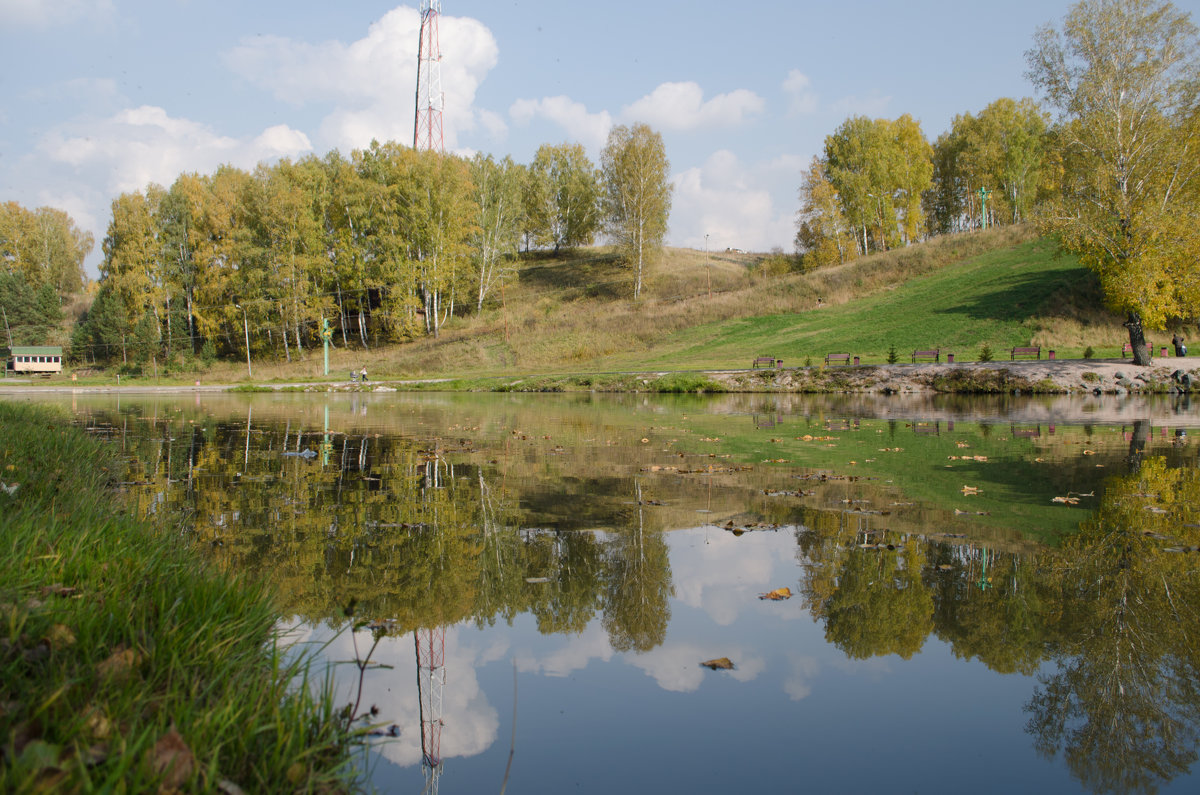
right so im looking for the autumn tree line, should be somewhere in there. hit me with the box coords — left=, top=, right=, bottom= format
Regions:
left=0, top=123, right=671, bottom=368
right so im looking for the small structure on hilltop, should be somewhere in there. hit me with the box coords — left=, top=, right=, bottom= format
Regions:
left=3, top=346, right=63, bottom=376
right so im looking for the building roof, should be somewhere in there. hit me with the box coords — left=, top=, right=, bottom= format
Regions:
left=4, top=346, right=63, bottom=356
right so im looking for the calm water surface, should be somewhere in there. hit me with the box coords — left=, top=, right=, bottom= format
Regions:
left=13, top=389, right=1200, bottom=794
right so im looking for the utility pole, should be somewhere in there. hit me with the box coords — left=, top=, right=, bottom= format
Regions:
left=705, top=234, right=711, bottom=299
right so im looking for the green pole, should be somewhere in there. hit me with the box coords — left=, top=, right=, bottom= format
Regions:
left=321, top=318, right=331, bottom=375
left=322, top=405, right=330, bottom=467
left=978, top=186, right=990, bottom=230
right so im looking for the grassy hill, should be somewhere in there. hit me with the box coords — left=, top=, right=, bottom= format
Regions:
left=197, top=225, right=1129, bottom=383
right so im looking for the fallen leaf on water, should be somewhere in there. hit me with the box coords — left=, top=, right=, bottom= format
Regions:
left=1051, top=496, right=1080, bottom=504
left=961, top=485, right=979, bottom=495
left=700, top=657, right=735, bottom=670
left=759, top=587, right=792, bottom=601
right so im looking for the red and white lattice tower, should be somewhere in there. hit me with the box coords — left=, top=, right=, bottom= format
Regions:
left=413, top=0, right=444, bottom=152
left=415, top=627, right=445, bottom=793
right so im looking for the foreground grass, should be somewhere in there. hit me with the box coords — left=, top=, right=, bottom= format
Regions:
left=0, top=403, right=366, bottom=792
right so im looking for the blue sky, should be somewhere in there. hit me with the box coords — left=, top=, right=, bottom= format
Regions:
left=4, top=0, right=1198, bottom=278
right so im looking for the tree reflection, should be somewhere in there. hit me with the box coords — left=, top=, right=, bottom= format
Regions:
left=1025, top=457, right=1200, bottom=794
left=823, top=543, right=933, bottom=659
left=602, top=483, right=673, bottom=652
left=797, top=511, right=934, bottom=660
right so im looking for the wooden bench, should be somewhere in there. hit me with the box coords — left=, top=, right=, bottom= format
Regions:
left=825, top=353, right=852, bottom=366
left=911, top=348, right=940, bottom=363
left=752, top=356, right=781, bottom=369
left=1010, top=346, right=1041, bottom=360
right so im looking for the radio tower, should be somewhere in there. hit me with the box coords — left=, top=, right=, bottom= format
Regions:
left=415, top=627, right=445, bottom=794
left=413, top=0, right=444, bottom=151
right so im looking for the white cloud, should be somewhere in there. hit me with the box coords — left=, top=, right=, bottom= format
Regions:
left=670, top=528, right=782, bottom=626
left=627, top=643, right=766, bottom=692
left=515, top=624, right=614, bottom=678
left=783, top=653, right=821, bottom=701
left=509, top=95, right=613, bottom=151
left=620, top=82, right=764, bottom=131
left=0, top=0, right=112, bottom=27
left=783, top=70, right=818, bottom=115
left=38, top=105, right=312, bottom=195
left=222, top=7, right=500, bottom=153
left=669, top=150, right=798, bottom=254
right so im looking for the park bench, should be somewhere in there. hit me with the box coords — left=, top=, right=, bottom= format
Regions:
left=824, top=353, right=852, bottom=366
left=1010, top=346, right=1041, bottom=360
left=1121, top=342, right=1157, bottom=358
left=752, top=356, right=781, bottom=369
left=911, top=348, right=940, bottom=363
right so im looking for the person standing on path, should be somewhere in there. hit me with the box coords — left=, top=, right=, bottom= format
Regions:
left=360, top=366, right=369, bottom=383
left=1173, top=333, right=1187, bottom=357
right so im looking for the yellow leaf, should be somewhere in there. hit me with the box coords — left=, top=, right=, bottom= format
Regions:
left=759, top=587, right=793, bottom=600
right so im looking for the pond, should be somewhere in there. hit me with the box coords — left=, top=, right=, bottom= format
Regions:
left=12, top=389, right=1200, bottom=794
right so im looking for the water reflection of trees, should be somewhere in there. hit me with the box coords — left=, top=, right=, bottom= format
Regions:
left=113, top=411, right=1200, bottom=793
left=792, top=451, right=1200, bottom=794
left=1024, top=456, right=1200, bottom=795
left=119, top=417, right=674, bottom=656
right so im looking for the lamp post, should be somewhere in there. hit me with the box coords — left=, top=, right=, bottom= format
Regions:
left=234, top=304, right=252, bottom=378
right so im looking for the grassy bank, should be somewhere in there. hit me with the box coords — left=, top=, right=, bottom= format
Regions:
left=0, top=403, right=366, bottom=792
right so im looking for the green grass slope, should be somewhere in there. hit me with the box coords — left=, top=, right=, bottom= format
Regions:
left=598, top=238, right=1116, bottom=370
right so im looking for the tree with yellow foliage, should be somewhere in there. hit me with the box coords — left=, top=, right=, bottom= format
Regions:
left=1026, top=0, right=1200, bottom=365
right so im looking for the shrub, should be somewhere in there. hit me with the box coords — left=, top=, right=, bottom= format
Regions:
left=887, top=344, right=899, bottom=364
left=650, top=373, right=727, bottom=393
left=1083, top=345, right=1094, bottom=359
left=200, top=338, right=217, bottom=366
left=979, top=344, right=994, bottom=363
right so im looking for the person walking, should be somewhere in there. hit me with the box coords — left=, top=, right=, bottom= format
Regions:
left=1173, top=333, right=1187, bottom=357
left=360, top=366, right=369, bottom=383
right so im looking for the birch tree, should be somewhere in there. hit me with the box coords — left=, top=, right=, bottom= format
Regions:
left=600, top=123, right=672, bottom=299
left=469, top=153, right=522, bottom=312
left=1026, top=0, right=1200, bottom=365
left=528, top=143, right=600, bottom=253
